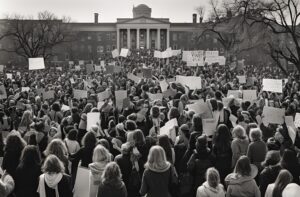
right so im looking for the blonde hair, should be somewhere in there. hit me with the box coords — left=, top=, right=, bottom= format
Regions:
left=44, top=139, right=68, bottom=161
left=92, top=144, right=111, bottom=163
left=206, top=167, right=220, bottom=188
left=19, top=110, right=32, bottom=128
left=145, top=145, right=170, bottom=171
left=233, top=125, right=247, bottom=140
left=249, top=128, right=262, bottom=142
left=101, top=162, right=122, bottom=185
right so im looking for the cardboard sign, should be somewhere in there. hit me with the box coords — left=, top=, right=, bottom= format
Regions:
left=263, top=79, right=283, bottom=93
left=237, top=76, right=246, bottom=84
left=127, top=73, right=141, bottom=84
left=186, top=50, right=204, bottom=67
left=79, top=60, right=84, bottom=65
left=43, top=90, right=55, bottom=100
left=176, top=76, right=201, bottom=90
left=154, top=51, right=162, bottom=58
left=172, top=50, right=181, bottom=56
left=262, top=106, right=285, bottom=124
left=142, top=68, right=152, bottom=78
left=294, top=113, right=300, bottom=128
left=21, top=87, right=30, bottom=92
left=73, top=167, right=90, bottom=197
left=160, top=118, right=178, bottom=142
left=73, top=89, right=88, bottom=99
left=112, top=49, right=119, bottom=58
left=120, top=48, right=129, bottom=57
left=29, top=57, right=45, bottom=70
left=0, top=85, right=7, bottom=99
left=86, top=64, right=94, bottom=74
left=97, top=90, right=110, bottom=101
left=159, top=80, right=169, bottom=92
left=87, top=112, right=100, bottom=131
left=115, top=90, right=127, bottom=109
left=243, top=90, right=257, bottom=101
left=148, top=93, right=163, bottom=101
left=202, top=118, right=218, bottom=136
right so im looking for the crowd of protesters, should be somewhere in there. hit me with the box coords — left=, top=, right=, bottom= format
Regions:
left=0, top=48, right=300, bottom=197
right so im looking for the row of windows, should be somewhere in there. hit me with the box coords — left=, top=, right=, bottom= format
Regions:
left=81, top=33, right=116, bottom=42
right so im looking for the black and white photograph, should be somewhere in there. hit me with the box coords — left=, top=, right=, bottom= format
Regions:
left=0, top=0, right=300, bottom=197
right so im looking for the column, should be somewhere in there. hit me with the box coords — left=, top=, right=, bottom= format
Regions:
left=136, top=28, right=140, bottom=49
left=146, top=28, right=150, bottom=49
left=127, top=28, right=130, bottom=49
left=166, top=28, right=170, bottom=48
left=157, top=28, right=161, bottom=50
left=117, top=28, right=120, bottom=51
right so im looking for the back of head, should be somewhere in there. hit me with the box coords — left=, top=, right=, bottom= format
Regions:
left=206, top=167, right=220, bottom=188
left=234, top=156, right=251, bottom=177
left=93, top=144, right=110, bottom=163
left=273, top=169, right=293, bottom=197
left=101, top=162, right=122, bottom=186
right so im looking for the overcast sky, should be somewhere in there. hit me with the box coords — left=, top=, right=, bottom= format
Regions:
left=0, top=0, right=211, bottom=22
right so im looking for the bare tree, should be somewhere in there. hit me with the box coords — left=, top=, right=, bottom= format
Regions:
left=195, top=5, right=205, bottom=23
left=1, top=11, right=73, bottom=60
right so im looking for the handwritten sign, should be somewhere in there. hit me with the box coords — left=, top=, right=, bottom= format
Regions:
left=262, top=106, right=285, bottom=124
left=160, top=118, right=178, bottom=142
left=176, top=76, right=202, bottom=90
left=205, top=51, right=219, bottom=57
left=263, top=79, right=283, bottom=93
left=243, top=90, right=257, bottom=101
left=186, top=50, right=204, bottom=67
left=202, top=118, right=218, bottom=136
left=87, top=112, right=100, bottom=131
left=73, top=89, right=88, bottom=99
left=29, top=57, right=45, bottom=70
left=237, top=76, right=246, bottom=84
left=120, top=48, right=129, bottom=57
left=172, top=50, right=181, bottom=56
left=112, top=49, right=119, bottom=58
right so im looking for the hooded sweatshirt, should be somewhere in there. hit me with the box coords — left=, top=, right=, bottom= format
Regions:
left=225, top=173, right=260, bottom=197
left=37, top=173, right=63, bottom=197
left=88, top=161, right=108, bottom=197
left=196, top=182, right=225, bottom=197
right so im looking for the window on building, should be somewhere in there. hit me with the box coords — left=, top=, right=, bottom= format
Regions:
left=97, top=34, right=102, bottom=41
left=87, top=34, right=92, bottom=40
left=88, top=45, right=92, bottom=53
left=172, top=33, right=177, bottom=41
left=106, top=33, right=110, bottom=40
left=106, top=45, right=111, bottom=51
left=65, top=53, right=69, bottom=60
left=111, top=33, right=116, bottom=40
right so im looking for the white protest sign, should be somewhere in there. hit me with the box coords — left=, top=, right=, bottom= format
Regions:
left=172, top=50, right=181, bottom=56
left=182, top=51, right=190, bottom=62
left=29, top=57, right=45, bottom=70
left=97, top=90, right=110, bottom=101
left=227, top=90, right=241, bottom=98
left=237, top=76, right=246, bottom=84
left=294, top=113, right=300, bottom=128
left=160, top=118, right=178, bottom=142
left=112, top=49, right=119, bottom=58
left=100, top=61, right=105, bottom=67
left=127, top=73, right=141, bottom=84
left=21, top=87, right=30, bottom=92
left=79, top=60, right=84, bottom=65
left=87, top=112, right=100, bottom=131
left=262, top=106, right=285, bottom=124
left=0, top=65, right=4, bottom=72
left=115, top=90, right=127, bottom=109
left=70, top=78, right=75, bottom=84
left=205, top=56, right=225, bottom=65
left=263, top=79, right=283, bottom=93
left=75, top=65, right=81, bottom=71
left=94, top=65, right=101, bottom=72
left=148, top=93, right=163, bottom=101
left=0, top=85, right=7, bottom=99
left=61, top=104, right=70, bottom=112
left=154, top=51, right=162, bottom=58
left=120, top=48, right=129, bottom=57
left=186, top=50, right=204, bottom=66
left=243, top=90, right=257, bottom=101
left=176, top=76, right=202, bottom=90
left=205, top=51, right=219, bottom=57
left=159, top=80, right=169, bottom=92
left=68, top=61, right=74, bottom=65
left=186, top=99, right=205, bottom=114
left=202, top=118, right=218, bottom=136
left=73, top=167, right=90, bottom=197
left=285, top=116, right=295, bottom=129
left=6, top=73, right=12, bottom=79
left=230, top=114, right=238, bottom=127
left=73, top=89, right=88, bottom=99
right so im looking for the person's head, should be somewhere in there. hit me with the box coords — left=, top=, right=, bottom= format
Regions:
left=125, top=120, right=137, bottom=131
left=214, top=124, right=231, bottom=146
left=192, top=114, right=202, bottom=132
left=82, top=103, right=93, bottom=114
left=206, top=167, right=221, bottom=188
left=44, top=139, right=67, bottom=161
left=67, top=129, right=78, bottom=141
left=245, top=123, right=258, bottom=136
left=98, top=138, right=111, bottom=151
left=249, top=128, right=262, bottom=142
left=92, top=144, right=111, bottom=163
left=196, top=134, right=208, bottom=154
left=179, top=124, right=190, bottom=141
left=273, top=170, right=293, bottom=197
left=281, top=149, right=298, bottom=168
left=42, top=154, right=65, bottom=174
left=101, top=162, right=122, bottom=185
left=82, top=131, right=97, bottom=149
left=51, top=103, right=60, bottom=112
left=20, top=110, right=32, bottom=126
left=234, top=156, right=252, bottom=177
left=262, top=150, right=281, bottom=167
left=232, top=125, right=247, bottom=140
left=120, top=142, right=132, bottom=155
left=19, top=145, right=41, bottom=167
left=133, top=129, right=145, bottom=146
left=5, top=134, right=26, bottom=152
left=145, top=145, right=170, bottom=171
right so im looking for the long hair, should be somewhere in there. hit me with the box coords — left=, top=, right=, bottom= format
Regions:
left=5, top=134, right=26, bottom=153
left=92, top=144, right=111, bottom=163
left=133, top=129, right=145, bottom=146
left=82, top=131, right=97, bottom=150
left=101, top=162, right=123, bottom=186
left=145, top=145, right=170, bottom=171
left=19, top=110, right=32, bottom=128
left=272, top=170, right=293, bottom=197
left=42, top=154, right=65, bottom=174
left=234, top=156, right=251, bottom=177
left=19, top=145, right=41, bottom=167
left=44, top=139, right=68, bottom=162
left=158, top=135, right=173, bottom=163
left=192, top=114, right=202, bottom=133
left=280, top=149, right=298, bottom=170
left=213, top=124, right=231, bottom=152
left=206, top=167, right=221, bottom=188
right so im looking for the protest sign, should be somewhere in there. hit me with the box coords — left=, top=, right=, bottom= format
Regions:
left=154, top=51, right=162, bottom=58
left=262, top=79, right=283, bottom=93
left=182, top=51, right=190, bottom=62
left=285, top=116, right=295, bottom=128
left=127, top=73, right=141, bottom=84
left=172, top=50, right=181, bottom=56
left=148, top=93, right=163, bottom=101
left=6, top=73, right=12, bottom=79
left=70, top=78, right=75, bottom=84
left=142, top=68, right=152, bottom=78
left=100, top=60, right=105, bottom=67
left=87, top=112, right=100, bottom=131
left=73, top=89, right=88, bottom=99
left=243, top=90, right=257, bottom=101
left=68, top=61, right=74, bottom=65
left=120, top=48, right=129, bottom=57
left=97, top=90, right=110, bottom=101
left=230, top=114, right=238, bottom=127
left=227, top=90, right=241, bottom=98
left=97, top=101, right=105, bottom=109
left=202, top=118, right=218, bottom=136
left=79, top=60, right=84, bottom=65
left=56, top=67, right=62, bottom=71
left=29, top=57, right=45, bottom=70
left=21, top=87, right=30, bottom=92
left=262, top=106, right=285, bottom=124
left=186, top=50, right=204, bottom=67
left=94, top=66, right=101, bottom=72
left=160, top=118, right=178, bottom=142
left=43, top=90, right=55, bottom=100
left=186, top=99, right=205, bottom=114
left=159, top=80, right=169, bottom=92
left=176, top=76, right=201, bottom=90
left=222, top=97, right=234, bottom=108
left=73, top=167, right=90, bottom=197
left=75, top=65, right=81, bottom=71
left=86, top=64, right=94, bottom=74
left=205, top=51, right=219, bottom=57
left=61, top=105, right=70, bottom=112
left=112, top=49, right=119, bottom=58
left=294, top=113, right=300, bottom=128
left=237, top=75, right=246, bottom=84
left=115, top=90, right=127, bottom=109
left=0, top=85, right=7, bottom=99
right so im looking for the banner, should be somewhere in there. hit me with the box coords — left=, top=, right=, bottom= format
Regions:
left=120, top=48, right=129, bottom=57
left=176, top=76, right=202, bottom=90
left=186, top=50, right=204, bottom=66
left=29, top=57, right=45, bottom=70
left=154, top=51, right=162, bottom=58
left=87, top=112, right=100, bottom=131
left=262, top=79, right=283, bottom=93
left=205, top=51, right=219, bottom=57
left=172, top=50, right=181, bottom=57
left=262, top=106, right=285, bottom=124
left=73, top=89, right=88, bottom=99
left=182, top=51, right=190, bottom=62
left=112, top=49, right=119, bottom=58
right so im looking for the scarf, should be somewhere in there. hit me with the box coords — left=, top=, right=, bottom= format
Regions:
left=37, top=173, right=63, bottom=197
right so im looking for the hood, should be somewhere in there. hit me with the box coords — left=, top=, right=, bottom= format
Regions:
left=148, top=162, right=171, bottom=173
left=225, top=173, right=253, bottom=185
left=44, top=173, right=63, bottom=188
left=89, top=162, right=108, bottom=176
left=202, top=182, right=223, bottom=194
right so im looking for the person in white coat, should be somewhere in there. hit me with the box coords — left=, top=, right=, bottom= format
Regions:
left=197, top=167, right=225, bottom=197
left=265, top=169, right=293, bottom=197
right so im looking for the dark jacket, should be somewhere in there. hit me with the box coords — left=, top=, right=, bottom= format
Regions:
left=259, top=165, right=282, bottom=197
left=114, top=154, right=132, bottom=188
left=97, top=181, right=127, bottom=197
left=44, top=174, right=72, bottom=197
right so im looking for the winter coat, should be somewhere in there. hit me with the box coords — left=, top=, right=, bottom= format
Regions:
left=247, top=140, right=267, bottom=170
left=264, top=183, right=275, bottom=197
left=225, top=173, right=260, bottom=197
left=196, top=181, right=226, bottom=197
left=97, top=181, right=127, bottom=197
left=259, top=165, right=281, bottom=197
left=88, top=161, right=108, bottom=197
left=114, top=154, right=132, bottom=188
